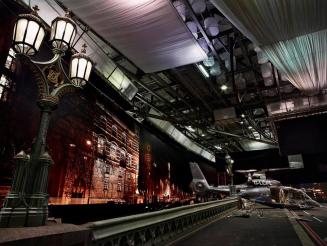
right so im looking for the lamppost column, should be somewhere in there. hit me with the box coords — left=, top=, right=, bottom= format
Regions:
left=29, top=98, right=58, bottom=166
left=24, top=97, right=56, bottom=226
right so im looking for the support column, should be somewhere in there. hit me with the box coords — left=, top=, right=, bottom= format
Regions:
left=0, top=151, right=29, bottom=227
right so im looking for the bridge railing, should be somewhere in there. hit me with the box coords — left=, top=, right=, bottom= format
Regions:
left=87, top=198, right=238, bottom=246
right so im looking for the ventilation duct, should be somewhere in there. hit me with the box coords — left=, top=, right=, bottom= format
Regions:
left=209, top=63, right=222, bottom=76
left=173, top=1, right=186, bottom=21
left=189, top=0, right=206, bottom=14
left=203, top=56, right=215, bottom=67
left=210, top=0, right=327, bottom=95
left=186, top=21, right=198, bottom=39
left=198, top=37, right=209, bottom=54
left=204, top=17, right=220, bottom=37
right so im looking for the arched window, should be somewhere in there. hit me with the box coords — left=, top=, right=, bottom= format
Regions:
left=127, top=154, right=132, bottom=167
left=97, top=136, right=106, bottom=155
left=112, top=125, right=118, bottom=138
left=117, top=182, right=122, bottom=192
left=0, top=75, right=12, bottom=102
left=0, top=49, right=16, bottom=102
left=120, top=148, right=127, bottom=167
left=110, top=142, right=118, bottom=159
left=120, top=149, right=126, bottom=161
left=103, top=173, right=109, bottom=191
left=5, top=49, right=16, bottom=72
left=121, top=132, right=127, bottom=144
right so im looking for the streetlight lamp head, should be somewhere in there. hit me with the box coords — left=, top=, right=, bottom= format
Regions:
left=50, top=12, right=77, bottom=51
left=70, top=44, right=93, bottom=87
left=12, top=6, right=46, bottom=55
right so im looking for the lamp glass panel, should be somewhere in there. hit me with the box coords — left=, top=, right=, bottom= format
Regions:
left=84, top=61, right=92, bottom=81
left=54, top=20, right=66, bottom=40
left=77, top=58, right=87, bottom=78
left=50, top=21, right=56, bottom=40
left=35, top=27, right=45, bottom=50
left=14, top=19, right=28, bottom=42
left=25, top=21, right=40, bottom=45
left=70, top=57, right=78, bottom=77
left=63, top=23, right=75, bottom=45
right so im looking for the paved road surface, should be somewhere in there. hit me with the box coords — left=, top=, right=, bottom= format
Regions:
left=171, top=206, right=304, bottom=246
left=291, top=206, right=327, bottom=245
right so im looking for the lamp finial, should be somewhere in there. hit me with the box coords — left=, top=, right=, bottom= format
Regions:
left=81, top=43, right=87, bottom=54
left=32, top=5, right=40, bottom=14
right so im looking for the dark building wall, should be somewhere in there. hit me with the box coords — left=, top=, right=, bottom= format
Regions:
left=138, top=125, right=218, bottom=203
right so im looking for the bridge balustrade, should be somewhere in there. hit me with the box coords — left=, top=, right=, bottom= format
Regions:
left=87, top=198, right=237, bottom=246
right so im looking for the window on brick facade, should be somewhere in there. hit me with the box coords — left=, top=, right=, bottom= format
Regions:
left=110, top=142, right=117, bottom=159
left=97, top=136, right=105, bottom=155
left=112, top=125, right=118, bottom=138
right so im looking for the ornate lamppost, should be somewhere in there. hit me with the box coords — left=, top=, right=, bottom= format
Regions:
left=0, top=6, right=93, bottom=227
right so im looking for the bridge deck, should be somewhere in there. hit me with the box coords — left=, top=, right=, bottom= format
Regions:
left=170, top=205, right=327, bottom=246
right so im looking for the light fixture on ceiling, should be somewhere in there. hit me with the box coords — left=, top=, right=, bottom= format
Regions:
left=214, top=145, right=222, bottom=150
left=248, top=126, right=253, bottom=129
left=186, top=125, right=196, bottom=132
left=240, top=121, right=244, bottom=124
left=220, top=84, right=228, bottom=91
left=197, top=64, right=210, bottom=78
left=241, top=114, right=245, bottom=118
left=203, top=56, right=215, bottom=67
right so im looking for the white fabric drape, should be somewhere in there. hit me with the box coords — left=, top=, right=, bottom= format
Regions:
left=61, top=0, right=207, bottom=73
left=264, top=30, right=327, bottom=93
left=210, top=0, right=327, bottom=94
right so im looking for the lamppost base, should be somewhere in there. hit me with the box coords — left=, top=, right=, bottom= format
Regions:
left=0, top=206, right=48, bottom=227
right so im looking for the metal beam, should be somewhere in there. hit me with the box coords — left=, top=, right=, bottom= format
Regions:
left=211, top=128, right=278, bottom=146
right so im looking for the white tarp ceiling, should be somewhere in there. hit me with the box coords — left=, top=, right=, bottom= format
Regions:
left=61, top=0, right=207, bottom=73
left=210, top=0, right=327, bottom=95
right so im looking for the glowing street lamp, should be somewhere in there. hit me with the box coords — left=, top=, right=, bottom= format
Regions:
left=12, top=6, right=46, bottom=55
left=0, top=6, right=93, bottom=228
left=50, top=14, right=76, bottom=51
left=70, top=44, right=94, bottom=87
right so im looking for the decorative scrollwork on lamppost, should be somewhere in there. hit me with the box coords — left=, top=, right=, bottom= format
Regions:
left=0, top=6, right=93, bottom=227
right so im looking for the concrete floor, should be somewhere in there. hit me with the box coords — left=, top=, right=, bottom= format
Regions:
left=292, top=205, right=327, bottom=244
left=171, top=205, right=311, bottom=246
